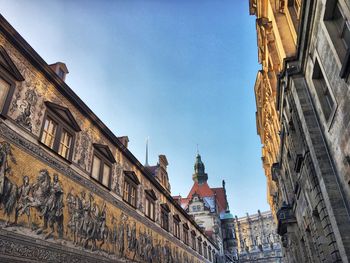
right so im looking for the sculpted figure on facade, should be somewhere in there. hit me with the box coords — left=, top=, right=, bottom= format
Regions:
left=66, top=191, right=82, bottom=245
left=31, top=169, right=53, bottom=234
left=0, top=141, right=17, bottom=225
left=117, top=212, right=127, bottom=257
left=15, top=88, right=38, bottom=132
left=46, top=174, right=64, bottom=239
left=14, top=175, right=33, bottom=226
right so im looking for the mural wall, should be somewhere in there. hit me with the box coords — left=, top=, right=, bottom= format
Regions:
left=0, top=137, right=199, bottom=262
left=0, top=16, right=217, bottom=263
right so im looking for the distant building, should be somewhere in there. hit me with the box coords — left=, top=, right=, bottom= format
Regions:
left=174, top=154, right=237, bottom=262
left=234, top=211, right=282, bottom=262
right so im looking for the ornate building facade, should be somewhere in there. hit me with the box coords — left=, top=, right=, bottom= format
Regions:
left=0, top=14, right=220, bottom=263
left=250, top=0, right=350, bottom=262
left=234, top=210, right=282, bottom=262
left=174, top=154, right=237, bottom=262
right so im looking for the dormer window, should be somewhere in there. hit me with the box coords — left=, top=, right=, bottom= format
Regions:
left=40, top=101, right=80, bottom=161
left=49, top=62, right=69, bottom=81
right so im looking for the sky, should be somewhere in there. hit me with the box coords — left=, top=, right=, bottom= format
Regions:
left=0, top=0, right=269, bottom=217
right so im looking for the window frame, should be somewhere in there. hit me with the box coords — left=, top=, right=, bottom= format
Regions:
left=123, top=171, right=140, bottom=208
left=160, top=203, right=170, bottom=231
left=198, top=237, right=203, bottom=255
left=91, top=150, right=112, bottom=189
left=324, top=0, right=350, bottom=78
left=208, top=246, right=212, bottom=261
left=0, top=45, right=24, bottom=118
left=173, top=214, right=181, bottom=239
left=183, top=223, right=189, bottom=245
left=311, top=57, right=337, bottom=127
left=40, top=109, right=76, bottom=162
left=191, top=230, right=197, bottom=251
left=0, top=73, right=16, bottom=118
left=145, top=189, right=157, bottom=221
left=203, top=241, right=208, bottom=259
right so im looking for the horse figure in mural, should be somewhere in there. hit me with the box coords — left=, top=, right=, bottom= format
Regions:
left=0, top=141, right=18, bottom=226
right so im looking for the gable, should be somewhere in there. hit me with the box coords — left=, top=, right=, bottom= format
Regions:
left=124, top=170, right=140, bottom=185
left=0, top=45, right=24, bottom=81
left=45, top=101, right=81, bottom=132
left=93, top=143, right=116, bottom=164
left=161, top=203, right=171, bottom=213
left=145, top=189, right=157, bottom=200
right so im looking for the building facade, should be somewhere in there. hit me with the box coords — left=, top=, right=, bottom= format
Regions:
left=174, top=154, right=237, bottom=262
left=0, top=15, right=220, bottom=263
left=250, top=0, right=350, bottom=262
left=234, top=210, right=282, bottom=262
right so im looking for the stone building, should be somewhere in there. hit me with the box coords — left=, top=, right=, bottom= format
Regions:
left=250, top=0, right=350, bottom=262
left=174, top=154, right=237, bottom=262
left=0, top=14, right=220, bottom=263
left=234, top=210, right=282, bottom=262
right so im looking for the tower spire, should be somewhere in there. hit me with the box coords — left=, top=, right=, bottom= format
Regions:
left=192, top=152, right=208, bottom=184
left=145, top=137, right=149, bottom=166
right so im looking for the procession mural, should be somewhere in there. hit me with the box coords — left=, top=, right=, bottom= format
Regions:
left=0, top=140, right=200, bottom=262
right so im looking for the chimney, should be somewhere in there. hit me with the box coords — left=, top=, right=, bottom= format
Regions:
left=49, top=62, right=69, bottom=81
left=118, top=136, right=129, bottom=148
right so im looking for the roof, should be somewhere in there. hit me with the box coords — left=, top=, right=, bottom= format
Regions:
left=212, top=187, right=227, bottom=213
left=187, top=182, right=214, bottom=199
left=182, top=182, right=227, bottom=213
left=145, top=165, right=158, bottom=176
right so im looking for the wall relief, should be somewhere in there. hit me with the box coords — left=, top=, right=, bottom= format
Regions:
left=0, top=141, right=195, bottom=262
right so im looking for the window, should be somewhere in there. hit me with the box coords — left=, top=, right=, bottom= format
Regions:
left=208, top=246, right=212, bottom=261
left=41, top=117, right=57, bottom=149
left=203, top=242, right=208, bottom=258
left=325, top=1, right=350, bottom=78
left=91, top=144, right=115, bottom=189
left=0, top=45, right=24, bottom=117
left=183, top=224, right=189, bottom=245
left=0, top=78, right=11, bottom=114
left=161, top=203, right=170, bottom=231
left=198, top=238, right=203, bottom=255
left=191, top=231, right=197, bottom=250
left=312, top=59, right=335, bottom=121
left=58, top=68, right=65, bottom=79
left=288, top=0, right=302, bottom=31
left=145, top=189, right=157, bottom=221
left=40, top=102, right=80, bottom=160
left=173, top=215, right=181, bottom=239
left=123, top=171, right=140, bottom=207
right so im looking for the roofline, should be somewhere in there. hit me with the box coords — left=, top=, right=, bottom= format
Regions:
left=0, top=14, right=218, bottom=250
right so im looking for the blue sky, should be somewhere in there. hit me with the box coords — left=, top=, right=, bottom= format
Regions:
left=0, top=0, right=269, bottom=217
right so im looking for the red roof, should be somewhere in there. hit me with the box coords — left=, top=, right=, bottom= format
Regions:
left=176, top=182, right=228, bottom=214
left=212, top=187, right=227, bottom=213
left=187, top=182, right=214, bottom=199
